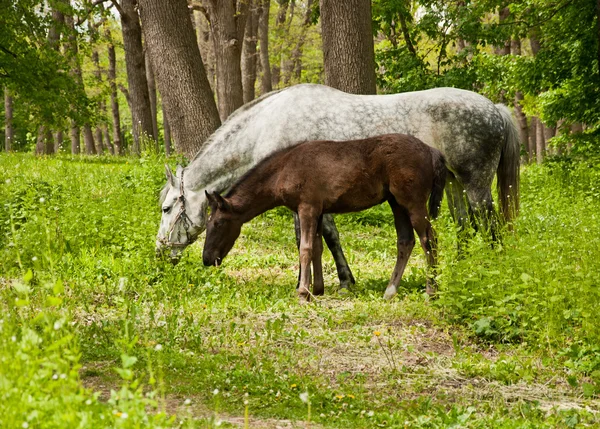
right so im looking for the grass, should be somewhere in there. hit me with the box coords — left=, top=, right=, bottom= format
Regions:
left=0, top=152, right=599, bottom=428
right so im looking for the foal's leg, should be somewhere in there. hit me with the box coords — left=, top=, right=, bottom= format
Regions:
left=383, top=200, right=415, bottom=300
left=322, top=214, right=356, bottom=290
left=293, top=212, right=310, bottom=288
left=312, top=215, right=325, bottom=296
left=297, top=205, right=320, bottom=303
left=410, top=209, right=438, bottom=296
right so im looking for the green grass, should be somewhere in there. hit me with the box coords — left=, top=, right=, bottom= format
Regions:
left=1, top=152, right=599, bottom=428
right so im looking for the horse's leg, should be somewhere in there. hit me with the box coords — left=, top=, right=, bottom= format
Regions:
left=293, top=212, right=311, bottom=289
left=297, top=205, right=319, bottom=303
left=383, top=200, right=415, bottom=300
left=444, top=172, right=472, bottom=247
left=410, top=209, right=438, bottom=296
left=464, top=186, right=499, bottom=243
left=322, top=214, right=356, bottom=290
left=312, top=215, right=325, bottom=296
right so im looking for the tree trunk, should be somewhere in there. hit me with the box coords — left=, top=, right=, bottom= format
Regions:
left=543, top=124, right=556, bottom=154
left=83, top=124, right=96, bottom=155
left=510, top=38, right=529, bottom=160
left=205, top=0, right=249, bottom=120
left=36, top=126, right=53, bottom=155
left=145, top=53, right=159, bottom=149
left=291, top=0, right=313, bottom=80
left=4, top=89, right=13, bottom=151
left=528, top=117, right=536, bottom=161
left=320, top=0, right=377, bottom=94
left=535, top=117, right=545, bottom=164
left=91, top=50, right=105, bottom=155
left=195, top=8, right=217, bottom=93
left=107, top=40, right=123, bottom=155
left=258, top=0, right=272, bottom=94
left=103, top=125, right=114, bottom=155
left=242, top=0, right=259, bottom=103
left=70, top=119, right=80, bottom=154
left=270, top=0, right=289, bottom=89
left=163, top=110, right=172, bottom=157
left=119, top=0, right=156, bottom=154
left=495, top=7, right=511, bottom=55
left=54, top=130, right=63, bottom=153
left=138, top=0, right=221, bottom=158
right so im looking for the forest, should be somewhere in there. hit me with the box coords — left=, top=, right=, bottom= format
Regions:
left=1, top=0, right=600, bottom=427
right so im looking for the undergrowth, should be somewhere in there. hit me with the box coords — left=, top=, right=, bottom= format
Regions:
left=0, top=152, right=599, bottom=428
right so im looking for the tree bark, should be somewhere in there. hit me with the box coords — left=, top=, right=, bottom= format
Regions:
left=205, top=0, right=249, bottom=120
left=64, top=13, right=84, bottom=155
left=163, top=109, right=172, bottom=157
left=320, top=0, right=377, bottom=94
left=270, top=0, right=289, bottom=89
left=119, top=0, right=156, bottom=154
left=145, top=52, right=159, bottom=149
left=495, top=7, right=511, bottom=55
left=291, top=0, right=313, bottom=80
left=91, top=49, right=105, bottom=155
left=36, top=126, right=53, bottom=155
left=195, top=7, right=217, bottom=93
left=138, top=0, right=221, bottom=158
left=535, top=117, right=545, bottom=164
left=107, top=39, right=122, bottom=155
left=4, top=89, right=13, bottom=151
left=83, top=124, right=96, bottom=155
left=54, top=130, right=63, bottom=153
left=511, top=38, right=529, bottom=161
left=242, top=0, right=259, bottom=103
left=258, top=0, right=272, bottom=94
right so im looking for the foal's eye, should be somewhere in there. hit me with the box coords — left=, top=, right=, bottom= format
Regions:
left=162, top=206, right=171, bottom=214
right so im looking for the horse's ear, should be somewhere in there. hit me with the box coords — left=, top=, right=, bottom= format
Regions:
left=175, top=164, right=184, bottom=178
left=165, top=164, right=175, bottom=186
left=206, top=191, right=231, bottom=212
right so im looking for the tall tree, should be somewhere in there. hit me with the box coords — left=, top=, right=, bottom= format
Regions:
left=138, top=0, right=221, bottom=158
left=290, top=0, right=314, bottom=81
left=4, top=89, right=13, bottom=152
left=106, top=28, right=123, bottom=155
left=242, top=0, right=260, bottom=103
left=112, top=0, right=156, bottom=154
left=258, top=0, right=273, bottom=94
left=320, top=0, right=376, bottom=94
left=203, top=0, right=250, bottom=120
left=194, top=7, right=216, bottom=92
left=145, top=53, right=159, bottom=149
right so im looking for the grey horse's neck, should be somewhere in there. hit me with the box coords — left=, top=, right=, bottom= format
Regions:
left=183, top=89, right=285, bottom=194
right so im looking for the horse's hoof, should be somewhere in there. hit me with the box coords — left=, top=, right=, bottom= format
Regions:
left=313, top=286, right=325, bottom=296
left=383, top=287, right=397, bottom=300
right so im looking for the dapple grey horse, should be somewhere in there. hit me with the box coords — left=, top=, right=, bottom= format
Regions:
left=156, top=84, right=520, bottom=290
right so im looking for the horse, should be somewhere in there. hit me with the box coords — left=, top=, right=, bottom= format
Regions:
left=202, top=134, right=447, bottom=302
left=156, top=83, right=520, bottom=291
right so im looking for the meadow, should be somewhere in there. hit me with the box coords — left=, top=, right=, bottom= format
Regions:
left=1, top=152, right=599, bottom=428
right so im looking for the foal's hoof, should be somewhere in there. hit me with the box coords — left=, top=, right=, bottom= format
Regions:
left=383, top=286, right=397, bottom=301
left=298, top=287, right=311, bottom=304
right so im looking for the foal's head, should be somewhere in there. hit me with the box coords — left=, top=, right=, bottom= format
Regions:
left=202, top=191, right=242, bottom=267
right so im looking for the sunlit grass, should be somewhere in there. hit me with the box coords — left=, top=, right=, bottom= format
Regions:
left=0, top=152, right=599, bottom=428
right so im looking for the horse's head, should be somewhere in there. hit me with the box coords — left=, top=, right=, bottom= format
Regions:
left=156, top=165, right=207, bottom=264
left=202, top=191, right=242, bottom=267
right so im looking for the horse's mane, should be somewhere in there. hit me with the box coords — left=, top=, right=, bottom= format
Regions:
left=191, top=88, right=287, bottom=162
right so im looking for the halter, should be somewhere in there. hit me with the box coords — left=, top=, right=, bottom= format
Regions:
left=160, top=170, right=198, bottom=249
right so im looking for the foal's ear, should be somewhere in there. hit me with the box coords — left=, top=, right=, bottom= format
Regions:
left=175, top=164, right=184, bottom=178
left=165, top=164, right=175, bottom=186
left=205, top=190, right=230, bottom=212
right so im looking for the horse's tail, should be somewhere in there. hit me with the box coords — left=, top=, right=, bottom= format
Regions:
left=495, top=104, right=520, bottom=223
left=428, top=149, right=447, bottom=220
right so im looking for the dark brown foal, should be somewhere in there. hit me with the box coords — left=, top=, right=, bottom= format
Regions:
left=202, top=134, right=447, bottom=303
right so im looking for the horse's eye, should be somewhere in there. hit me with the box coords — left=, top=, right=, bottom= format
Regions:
left=162, top=206, right=171, bottom=214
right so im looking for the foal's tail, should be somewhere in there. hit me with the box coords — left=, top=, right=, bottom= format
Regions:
left=495, top=104, right=520, bottom=223
left=428, top=149, right=447, bottom=220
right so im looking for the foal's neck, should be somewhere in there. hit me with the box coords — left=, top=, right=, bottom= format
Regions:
left=227, top=171, right=281, bottom=224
